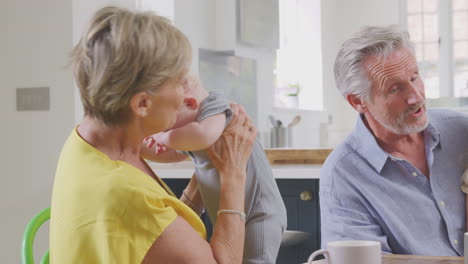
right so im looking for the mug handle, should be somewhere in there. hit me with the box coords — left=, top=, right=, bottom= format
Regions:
left=307, top=249, right=329, bottom=264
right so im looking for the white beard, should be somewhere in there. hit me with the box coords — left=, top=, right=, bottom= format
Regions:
left=368, top=105, right=428, bottom=135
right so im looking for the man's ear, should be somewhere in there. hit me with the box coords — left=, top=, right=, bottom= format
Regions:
left=346, top=94, right=367, bottom=113
left=130, top=92, right=152, bottom=117
left=184, top=97, right=199, bottom=110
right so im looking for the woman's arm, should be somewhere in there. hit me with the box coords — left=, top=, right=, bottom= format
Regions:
left=143, top=104, right=256, bottom=264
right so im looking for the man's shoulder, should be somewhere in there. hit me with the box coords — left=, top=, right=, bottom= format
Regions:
left=321, top=137, right=361, bottom=184
left=323, top=141, right=355, bottom=168
left=428, top=108, right=468, bottom=122
left=427, top=108, right=468, bottom=134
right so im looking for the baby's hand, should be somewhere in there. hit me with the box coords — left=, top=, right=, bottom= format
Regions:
left=144, top=134, right=168, bottom=155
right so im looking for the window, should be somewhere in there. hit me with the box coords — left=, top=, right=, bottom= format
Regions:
left=402, top=0, right=468, bottom=99
left=275, top=0, right=323, bottom=110
left=405, top=0, right=440, bottom=98
left=453, top=0, right=468, bottom=97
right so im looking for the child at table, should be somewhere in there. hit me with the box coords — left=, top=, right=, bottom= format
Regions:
left=142, top=76, right=287, bottom=264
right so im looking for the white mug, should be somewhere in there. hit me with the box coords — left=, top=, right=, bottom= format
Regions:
left=464, top=233, right=468, bottom=264
left=306, top=240, right=381, bottom=264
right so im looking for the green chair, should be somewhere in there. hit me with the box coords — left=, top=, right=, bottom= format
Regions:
left=22, top=207, right=50, bottom=264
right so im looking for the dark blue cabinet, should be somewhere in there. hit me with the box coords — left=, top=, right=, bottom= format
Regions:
left=163, top=178, right=321, bottom=264
left=276, top=179, right=320, bottom=264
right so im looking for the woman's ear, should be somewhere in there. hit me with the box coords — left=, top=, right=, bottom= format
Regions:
left=184, top=97, right=199, bottom=110
left=130, top=91, right=152, bottom=117
left=346, top=94, right=367, bottom=113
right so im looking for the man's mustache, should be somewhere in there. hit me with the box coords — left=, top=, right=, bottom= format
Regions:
left=404, top=101, right=425, bottom=117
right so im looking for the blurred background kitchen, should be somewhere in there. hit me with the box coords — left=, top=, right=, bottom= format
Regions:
left=2, top=0, right=468, bottom=262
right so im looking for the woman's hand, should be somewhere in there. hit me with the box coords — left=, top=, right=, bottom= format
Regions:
left=205, top=103, right=257, bottom=177
left=204, top=103, right=256, bottom=263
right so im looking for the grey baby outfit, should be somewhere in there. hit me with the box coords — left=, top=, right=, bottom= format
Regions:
left=186, top=90, right=287, bottom=264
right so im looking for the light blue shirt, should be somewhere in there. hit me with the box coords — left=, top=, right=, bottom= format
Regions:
left=320, top=109, right=468, bottom=256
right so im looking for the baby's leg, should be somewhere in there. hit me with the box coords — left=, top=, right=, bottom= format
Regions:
left=243, top=214, right=285, bottom=264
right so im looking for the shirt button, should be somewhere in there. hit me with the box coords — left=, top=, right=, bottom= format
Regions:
left=454, top=239, right=459, bottom=245
left=440, top=201, right=446, bottom=207
left=412, top=172, right=418, bottom=177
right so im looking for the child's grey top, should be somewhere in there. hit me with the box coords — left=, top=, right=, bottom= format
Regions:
left=196, top=89, right=233, bottom=125
left=186, top=90, right=287, bottom=227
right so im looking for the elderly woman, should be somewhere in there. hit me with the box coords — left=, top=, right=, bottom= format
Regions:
left=50, top=6, right=257, bottom=264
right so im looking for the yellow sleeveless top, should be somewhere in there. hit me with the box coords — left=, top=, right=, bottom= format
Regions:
left=50, top=128, right=206, bottom=263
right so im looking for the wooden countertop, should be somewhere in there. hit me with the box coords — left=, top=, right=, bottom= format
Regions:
left=382, top=254, right=463, bottom=264
left=264, top=149, right=332, bottom=165
left=153, top=148, right=328, bottom=178
left=312, top=255, right=463, bottom=264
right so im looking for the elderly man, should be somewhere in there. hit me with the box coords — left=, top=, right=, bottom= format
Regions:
left=320, top=25, right=468, bottom=256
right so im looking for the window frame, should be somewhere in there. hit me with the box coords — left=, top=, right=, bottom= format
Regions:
left=400, top=0, right=455, bottom=98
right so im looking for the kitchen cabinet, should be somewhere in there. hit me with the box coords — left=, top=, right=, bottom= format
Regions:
left=163, top=178, right=321, bottom=264
left=276, top=179, right=320, bottom=264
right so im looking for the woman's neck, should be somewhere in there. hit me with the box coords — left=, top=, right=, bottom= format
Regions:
left=77, top=116, right=143, bottom=162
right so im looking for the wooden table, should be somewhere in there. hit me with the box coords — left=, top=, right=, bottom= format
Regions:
left=312, top=255, right=463, bottom=264
left=382, top=254, right=464, bottom=264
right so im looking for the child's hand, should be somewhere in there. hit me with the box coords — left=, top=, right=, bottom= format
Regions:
left=144, top=134, right=168, bottom=155
left=154, top=143, right=167, bottom=155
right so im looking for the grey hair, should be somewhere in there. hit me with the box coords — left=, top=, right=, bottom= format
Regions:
left=71, top=6, right=191, bottom=125
left=334, top=25, right=415, bottom=100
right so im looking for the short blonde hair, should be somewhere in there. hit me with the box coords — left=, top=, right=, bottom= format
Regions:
left=71, top=6, right=191, bottom=125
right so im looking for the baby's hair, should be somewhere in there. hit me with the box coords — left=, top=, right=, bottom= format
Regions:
left=182, top=75, right=208, bottom=102
left=182, top=75, right=199, bottom=93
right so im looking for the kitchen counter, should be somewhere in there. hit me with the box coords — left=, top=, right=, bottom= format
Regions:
left=264, top=148, right=332, bottom=165
left=150, top=161, right=321, bottom=179
left=149, top=148, right=331, bottom=179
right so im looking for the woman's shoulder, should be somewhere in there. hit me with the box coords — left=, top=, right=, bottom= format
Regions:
left=50, top=168, right=178, bottom=264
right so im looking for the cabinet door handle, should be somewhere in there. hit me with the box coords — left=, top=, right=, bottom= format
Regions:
left=300, top=191, right=313, bottom=201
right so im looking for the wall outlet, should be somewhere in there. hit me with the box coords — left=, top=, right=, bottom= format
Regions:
left=16, top=87, right=50, bottom=111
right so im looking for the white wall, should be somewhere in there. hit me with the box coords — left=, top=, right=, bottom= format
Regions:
left=72, top=0, right=137, bottom=123
left=174, top=0, right=216, bottom=75
left=0, top=0, right=74, bottom=263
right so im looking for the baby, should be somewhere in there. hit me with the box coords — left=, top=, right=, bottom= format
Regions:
left=143, top=76, right=287, bottom=264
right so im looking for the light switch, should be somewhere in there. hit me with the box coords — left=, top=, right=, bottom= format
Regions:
left=16, top=87, right=50, bottom=111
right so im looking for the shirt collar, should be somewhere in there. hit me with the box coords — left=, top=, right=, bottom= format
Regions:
left=424, top=114, right=441, bottom=151
left=351, top=115, right=389, bottom=173
left=350, top=114, right=440, bottom=173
